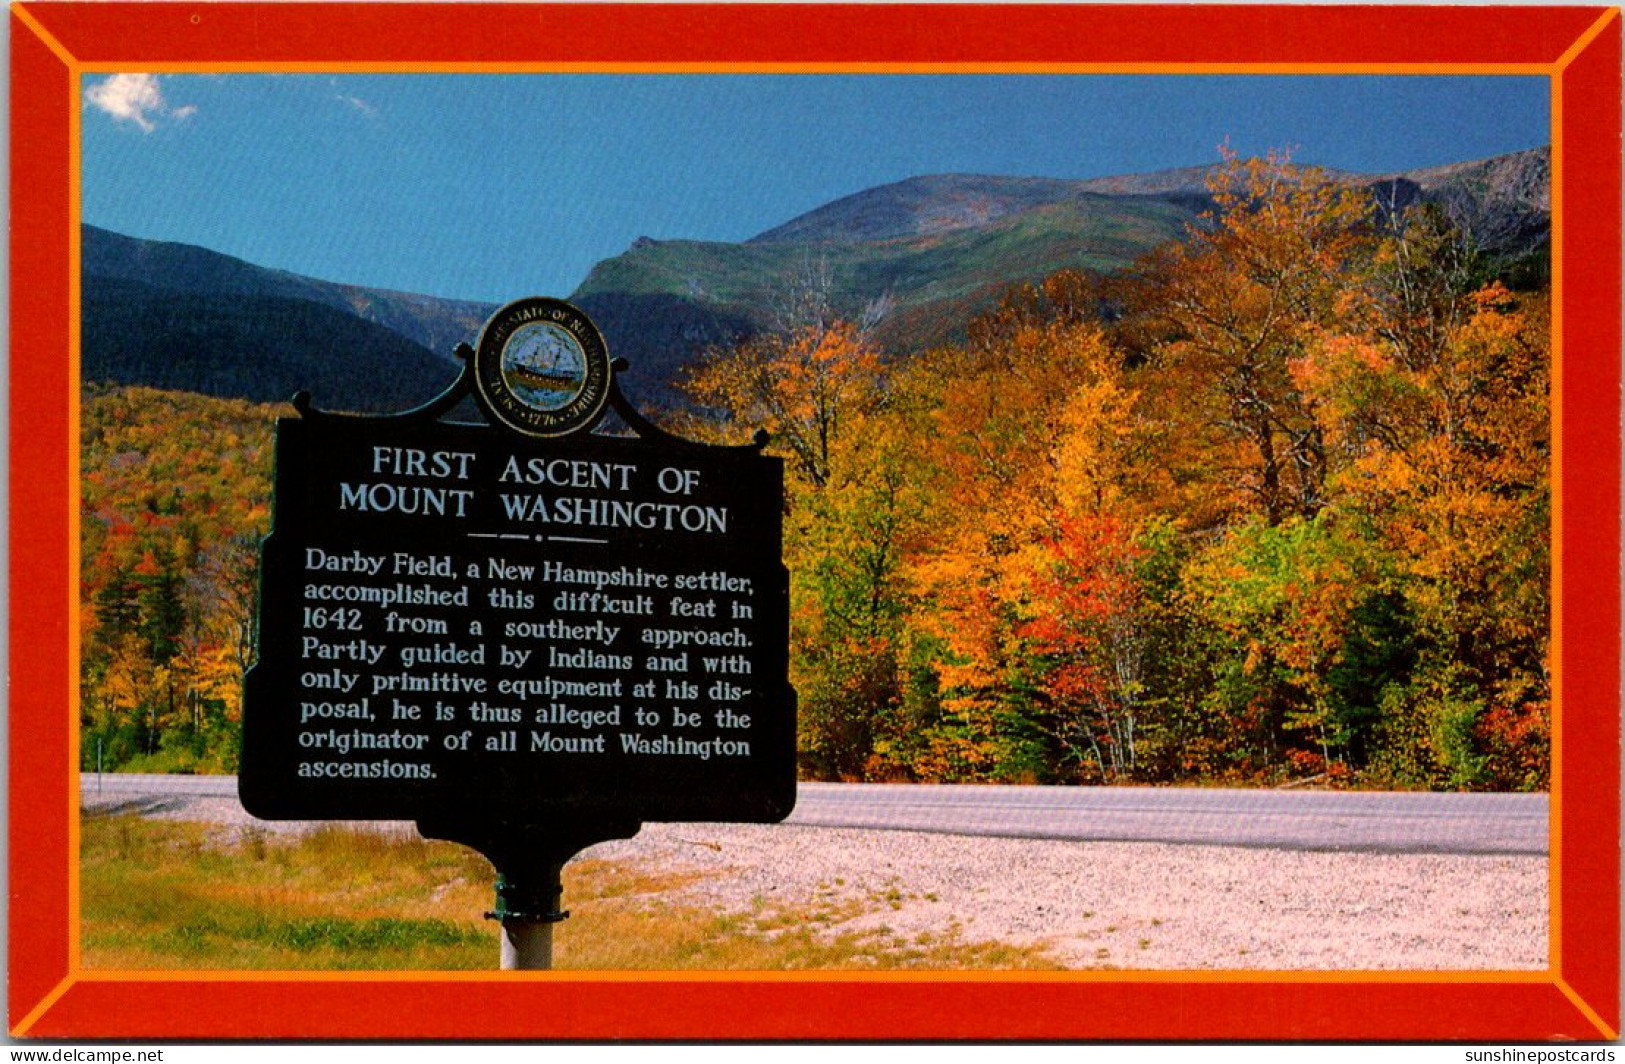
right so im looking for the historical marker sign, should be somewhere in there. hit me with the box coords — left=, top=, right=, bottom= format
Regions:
left=240, top=303, right=795, bottom=831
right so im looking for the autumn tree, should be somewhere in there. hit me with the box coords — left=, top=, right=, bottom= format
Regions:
left=789, top=418, right=922, bottom=779
left=896, top=311, right=1161, bottom=782
left=1293, top=271, right=1550, bottom=788
left=684, top=254, right=886, bottom=488
left=80, top=387, right=277, bottom=771
left=1017, top=515, right=1148, bottom=780
left=681, top=264, right=909, bottom=778
left=1118, top=150, right=1378, bottom=527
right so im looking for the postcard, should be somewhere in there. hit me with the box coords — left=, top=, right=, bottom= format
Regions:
left=8, top=2, right=1620, bottom=1041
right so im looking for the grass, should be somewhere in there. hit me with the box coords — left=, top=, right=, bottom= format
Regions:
left=80, top=814, right=1058, bottom=971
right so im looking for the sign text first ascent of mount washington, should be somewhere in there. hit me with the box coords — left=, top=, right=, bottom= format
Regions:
left=240, top=416, right=795, bottom=827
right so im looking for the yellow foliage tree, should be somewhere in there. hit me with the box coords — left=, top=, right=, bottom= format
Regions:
left=1120, top=149, right=1378, bottom=527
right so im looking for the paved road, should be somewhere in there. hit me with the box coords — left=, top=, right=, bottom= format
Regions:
left=792, top=782, right=1547, bottom=854
left=81, top=774, right=1547, bottom=855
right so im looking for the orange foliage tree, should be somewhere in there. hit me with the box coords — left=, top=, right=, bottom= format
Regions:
left=1118, top=149, right=1378, bottom=528
left=80, top=387, right=278, bottom=771
left=80, top=153, right=1549, bottom=792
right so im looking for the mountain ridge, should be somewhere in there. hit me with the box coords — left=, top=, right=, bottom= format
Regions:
left=572, top=146, right=1550, bottom=401
left=743, top=146, right=1550, bottom=245
left=81, top=146, right=1550, bottom=411
left=747, top=174, right=1095, bottom=246
left=81, top=274, right=461, bottom=412
left=83, top=224, right=498, bottom=360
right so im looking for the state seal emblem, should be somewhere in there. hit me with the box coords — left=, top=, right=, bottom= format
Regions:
left=472, top=297, right=612, bottom=437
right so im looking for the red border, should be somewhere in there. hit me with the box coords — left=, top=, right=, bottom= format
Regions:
left=10, top=3, right=76, bottom=1027
left=18, top=3, right=1611, bottom=66
left=9, top=2, right=1621, bottom=1041
left=1553, top=7, right=1622, bottom=1025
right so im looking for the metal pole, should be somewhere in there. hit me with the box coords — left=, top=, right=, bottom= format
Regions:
left=488, top=866, right=567, bottom=971
left=499, top=919, right=554, bottom=970
left=415, top=819, right=638, bottom=973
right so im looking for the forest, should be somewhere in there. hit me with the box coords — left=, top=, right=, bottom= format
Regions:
left=79, top=153, right=1551, bottom=789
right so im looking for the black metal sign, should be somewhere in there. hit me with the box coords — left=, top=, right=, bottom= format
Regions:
left=239, top=301, right=795, bottom=834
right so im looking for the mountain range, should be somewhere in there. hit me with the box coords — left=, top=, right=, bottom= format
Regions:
left=81, top=224, right=493, bottom=411
left=81, top=146, right=1550, bottom=412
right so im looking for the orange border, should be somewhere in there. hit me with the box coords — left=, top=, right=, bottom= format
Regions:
left=9, top=2, right=1620, bottom=1041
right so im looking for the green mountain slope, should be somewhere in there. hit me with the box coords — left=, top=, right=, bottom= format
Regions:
left=573, top=149, right=1549, bottom=401
left=82, top=275, right=461, bottom=412
left=576, top=193, right=1196, bottom=317
left=573, top=191, right=1198, bottom=397
left=83, top=224, right=497, bottom=359
left=748, top=173, right=1097, bottom=245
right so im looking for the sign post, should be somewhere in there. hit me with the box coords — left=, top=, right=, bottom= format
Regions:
left=240, top=298, right=796, bottom=969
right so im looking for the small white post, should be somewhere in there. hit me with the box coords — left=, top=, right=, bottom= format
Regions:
left=500, top=920, right=554, bottom=970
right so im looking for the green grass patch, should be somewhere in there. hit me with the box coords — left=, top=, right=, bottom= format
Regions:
left=81, top=815, right=1057, bottom=971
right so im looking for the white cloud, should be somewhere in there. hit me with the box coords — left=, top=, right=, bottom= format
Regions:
left=84, top=74, right=194, bottom=132
left=337, top=94, right=378, bottom=118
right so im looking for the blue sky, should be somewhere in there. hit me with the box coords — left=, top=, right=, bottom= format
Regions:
left=81, top=73, right=1549, bottom=304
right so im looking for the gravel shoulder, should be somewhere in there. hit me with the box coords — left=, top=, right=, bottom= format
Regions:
left=85, top=793, right=1548, bottom=971
left=583, top=823, right=1547, bottom=970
